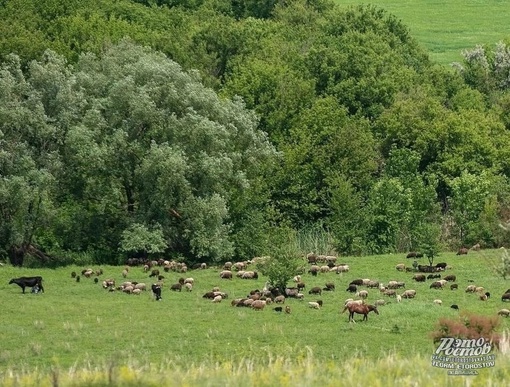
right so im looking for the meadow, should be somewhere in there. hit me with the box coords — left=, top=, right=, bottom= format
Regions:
left=334, top=0, right=510, bottom=65
left=1, top=249, right=510, bottom=385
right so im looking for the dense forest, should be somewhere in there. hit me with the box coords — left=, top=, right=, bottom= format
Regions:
left=1, top=0, right=510, bottom=267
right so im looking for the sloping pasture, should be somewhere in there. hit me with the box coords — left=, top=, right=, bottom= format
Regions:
left=0, top=250, right=509, bottom=376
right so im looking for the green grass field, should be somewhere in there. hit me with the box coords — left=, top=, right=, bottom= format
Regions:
left=1, top=249, right=510, bottom=385
left=334, top=0, right=510, bottom=65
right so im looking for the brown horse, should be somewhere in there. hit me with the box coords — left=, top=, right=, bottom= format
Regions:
left=342, top=303, right=379, bottom=323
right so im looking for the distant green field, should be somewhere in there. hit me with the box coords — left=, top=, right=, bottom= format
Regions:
left=334, top=0, right=510, bottom=65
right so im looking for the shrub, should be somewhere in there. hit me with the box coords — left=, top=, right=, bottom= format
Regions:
left=431, top=311, right=501, bottom=346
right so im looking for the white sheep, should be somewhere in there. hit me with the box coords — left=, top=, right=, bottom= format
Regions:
left=357, top=290, right=369, bottom=299
left=184, top=278, right=194, bottom=285
left=497, top=309, right=510, bottom=317
left=374, top=299, right=386, bottom=306
left=308, top=301, right=321, bottom=309
left=134, top=283, right=146, bottom=291
left=293, top=275, right=302, bottom=282
left=212, top=295, right=222, bottom=303
left=396, top=294, right=402, bottom=303
left=433, top=299, right=443, bottom=306
left=184, top=283, right=193, bottom=292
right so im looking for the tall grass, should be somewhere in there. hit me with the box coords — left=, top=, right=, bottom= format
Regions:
left=2, top=350, right=510, bottom=386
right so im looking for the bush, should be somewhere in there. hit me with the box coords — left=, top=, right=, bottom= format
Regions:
left=431, top=311, right=501, bottom=346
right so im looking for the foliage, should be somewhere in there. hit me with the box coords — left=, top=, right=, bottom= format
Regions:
left=431, top=311, right=500, bottom=344
left=119, top=223, right=167, bottom=257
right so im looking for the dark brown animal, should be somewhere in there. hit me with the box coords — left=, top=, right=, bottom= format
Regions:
left=9, top=276, right=44, bottom=294
left=501, top=293, right=510, bottom=302
left=457, top=248, right=468, bottom=255
left=413, top=274, right=426, bottom=282
left=346, top=284, right=357, bottom=293
left=342, top=303, right=379, bottom=323
left=308, top=286, right=322, bottom=295
left=444, top=275, right=456, bottom=282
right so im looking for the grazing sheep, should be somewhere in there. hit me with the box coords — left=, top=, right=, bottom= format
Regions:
left=76, top=275, right=80, bottom=283
left=170, top=283, right=182, bottom=292
left=357, top=290, right=369, bottom=299
left=123, top=285, right=134, bottom=294
left=430, top=281, right=444, bottom=289
left=374, top=299, right=386, bottom=307
left=346, top=284, right=357, bottom=293
left=475, top=286, right=485, bottom=293
left=296, top=293, right=305, bottom=300
left=485, top=292, right=491, bottom=299
left=450, top=284, right=458, bottom=290
left=498, top=309, right=510, bottom=317
left=479, top=294, right=488, bottom=301
left=366, top=281, right=380, bottom=289
left=251, top=300, right=267, bottom=310
left=285, top=288, right=299, bottom=298
left=309, top=286, right=322, bottom=296
left=285, top=305, right=291, bottom=314
left=457, top=247, right=468, bottom=255
left=122, top=269, right=128, bottom=278
left=451, top=304, right=459, bottom=310
left=308, top=265, right=320, bottom=276
left=502, top=293, right=510, bottom=302
left=413, top=274, right=426, bottom=282
left=220, top=270, right=233, bottom=279
left=395, top=263, right=406, bottom=271
left=396, top=294, right=402, bottom=303
left=308, top=301, right=321, bottom=309
left=435, top=262, right=447, bottom=271
left=401, top=290, right=416, bottom=299
left=427, top=274, right=441, bottom=280
left=465, top=285, right=477, bottom=293
left=184, top=283, right=193, bottom=292
left=383, top=289, right=397, bottom=297
left=184, top=278, right=194, bottom=285
left=349, top=279, right=364, bottom=286
left=132, top=288, right=142, bottom=295
left=134, top=283, right=146, bottom=291
left=406, top=252, right=418, bottom=258
left=212, top=295, right=223, bottom=303
left=149, top=269, right=160, bottom=278
left=324, top=282, right=335, bottom=291
left=71, top=271, right=77, bottom=278
left=444, top=275, right=456, bottom=282
left=335, top=264, right=350, bottom=273
left=241, top=271, right=259, bottom=279
left=293, top=275, right=302, bottom=282
left=433, top=299, right=442, bottom=306
left=274, top=295, right=286, bottom=304
left=223, top=261, right=233, bottom=270
left=297, top=282, right=306, bottom=291
left=102, top=279, right=115, bottom=289
left=274, top=306, right=283, bottom=312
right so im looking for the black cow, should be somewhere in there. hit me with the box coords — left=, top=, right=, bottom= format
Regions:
left=9, top=276, right=44, bottom=294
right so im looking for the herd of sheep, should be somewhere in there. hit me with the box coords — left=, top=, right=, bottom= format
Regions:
left=71, top=249, right=510, bottom=322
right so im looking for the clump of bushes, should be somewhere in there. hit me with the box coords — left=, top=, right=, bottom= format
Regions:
left=431, top=311, right=503, bottom=348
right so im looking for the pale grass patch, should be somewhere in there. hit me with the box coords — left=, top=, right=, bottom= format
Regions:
left=2, top=351, right=510, bottom=386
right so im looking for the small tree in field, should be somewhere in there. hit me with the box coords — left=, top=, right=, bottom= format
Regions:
left=418, top=223, right=442, bottom=267
left=255, top=229, right=305, bottom=294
